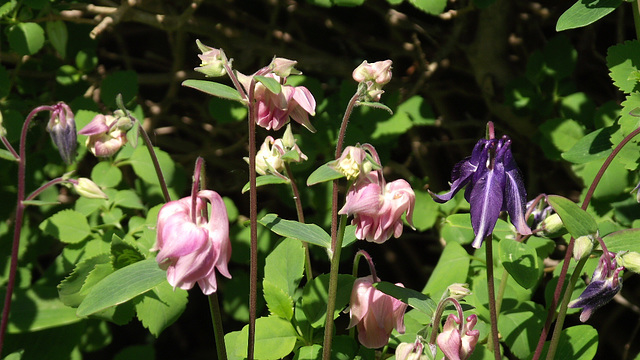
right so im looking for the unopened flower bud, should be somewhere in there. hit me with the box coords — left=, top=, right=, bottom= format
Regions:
left=0, top=110, right=6, bottom=137
left=396, top=339, right=428, bottom=360
left=618, top=251, right=640, bottom=274
left=282, top=123, right=296, bottom=149
left=446, top=283, right=471, bottom=300
left=113, top=110, right=133, bottom=131
left=573, top=234, right=595, bottom=261
left=269, top=57, right=301, bottom=78
left=536, top=213, right=567, bottom=238
left=352, top=60, right=393, bottom=85
left=46, top=102, right=77, bottom=164
left=74, top=178, right=108, bottom=199
left=195, top=39, right=227, bottom=77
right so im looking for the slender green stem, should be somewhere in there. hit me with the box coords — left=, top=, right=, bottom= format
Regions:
left=1, top=136, right=19, bottom=161
left=322, top=215, right=347, bottom=360
left=494, top=270, right=509, bottom=317
left=485, top=237, right=501, bottom=360
left=247, top=81, right=258, bottom=360
left=209, top=293, right=228, bottom=360
left=284, top=163, right=313, bottom=281
left=535, top=126, right=640, bottom=360
left=0, top=105, right=53, bottom=357
left=427, top=298, right=465, bottom=346
left=138, top=125, right=171, bottom=202
left=545, top=258, right=586, bottom=360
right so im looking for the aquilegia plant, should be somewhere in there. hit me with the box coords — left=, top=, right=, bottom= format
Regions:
left=6, top=10, right=640, bottom=360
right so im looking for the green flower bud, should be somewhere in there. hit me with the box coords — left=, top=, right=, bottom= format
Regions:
left=618, top=251, right=640, bottom=274
left=536, top=213, right=567, bottom=238
left=573, top=234, right=595, bottom=261
left=74, top=178, right=108, bottom=199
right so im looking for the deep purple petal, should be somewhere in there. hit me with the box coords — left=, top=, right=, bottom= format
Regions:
left=469, top=162, right=505, bottom=248
left=502, top=142, right=532, bottom=235
left=430, top=140, right=487, bottom=203
left=568, top=279, right=622, bottom=322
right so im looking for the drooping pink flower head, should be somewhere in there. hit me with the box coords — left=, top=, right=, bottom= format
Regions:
left=347, top=275, right=407, bottom=349
left=436, top=314, right=480, bottom=360
left=153, top=190, right=232, bottom=295
left=238, top=71, right=316, bottom=132
left=352, top=60, right=393, bottom=102
left=339, top=172, right=415, bottom=244
left=79, top=112, right=132, bottom=157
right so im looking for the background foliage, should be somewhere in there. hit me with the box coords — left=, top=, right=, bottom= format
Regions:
left=1, top=0, right=640, bottom=359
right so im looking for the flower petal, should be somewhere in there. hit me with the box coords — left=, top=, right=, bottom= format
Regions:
left=469, top=162, right=505, bottom=249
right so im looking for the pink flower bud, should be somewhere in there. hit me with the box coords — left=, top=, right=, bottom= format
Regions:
left=153, top=190, right=232, bottom=295
left=269, top=57, right=300, bottom=78
left=352, top=60, right=393, bottom=85
left=436, top=314, right=479, bottom=360
left=79, top=114, right=128, bottom=157
left=194, top=40, right=227, bottom=77
left=347, top=276, right=407, bottom=349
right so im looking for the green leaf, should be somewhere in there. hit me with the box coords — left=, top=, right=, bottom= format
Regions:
left=112, top=189, right=144, bottom=210
left=374, top=282, right=437, bottom=316
left=22, top=200, right=60, bottom=207
left=5, top=286, right=81, bottom=333
left=408, top=0, right=447, bottom=15
left=39, top=209, right=91, bottom=244
left=607, top=40, right=640, bottom=93
left=602, top=229, right=640, bottom=253
left=58, top=253, right=113, bottom=307
left=7, top=23, right=45, bottom=56
left=264, top=238, right=305, bottom=297
left=254, top=75, right=282, bottom=94
left=231, top=317, right=298, bottom=359
left=422, top=241, right=469, bottom=298
left=356, top=101, right=393, bottom=115
left=537, top=118, right=584, bottom=160
left=111, top=234, right=145, bottom=270
left=306, top=161, right=344, bottom=186
left=302, top=274, right=355, bottom=328
left=546, top=195, right=598, bottom=238
left=127, top=121, right=140, bottom=149
left=45, top=21, right=67, bottom=58
left=182, top=79, right=244, bottom=102
left=76, top=258, right=167, bottom=317
left=263, top=280, right=294, bottom=320
left=91, top=161, right=123, bottom=188
left=556, top=0, right=622, bottom=31
left=561, top=126, right=613, bottom=163
left=258, top=214, right=331, bottom=249
left=499, top=238, right=539, bottom=289
left=126, top=145, right=175, bottom=186
left=541, top=325, right=599, bottom=359
left=294, top=345, right=322, bottom=360
left=242, top=175, right=289, bottom=194
left=498, top=302, right=546, bottom=359
left=134, top=281, right=188, bottom=337
left=101, top=71, right=138, bottom=108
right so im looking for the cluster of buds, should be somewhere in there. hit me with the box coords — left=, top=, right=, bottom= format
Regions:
left=569, top=252, right=624, bottom=322
left=46, top=102, right=77, bottom=164
left=336, top=145, right=415, bottom=244
left=79, top=110, right=133, bottom=157
left=347, top=275, right=407, bottom=349
left=352, top=60, right=392, bottom=102
left=247, top=124, right=307, bottom=176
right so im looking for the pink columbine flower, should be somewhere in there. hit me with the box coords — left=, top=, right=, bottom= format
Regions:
left=194, top=39, right=227, bottom=77
left=347, top=275, right=407, bottom=349
left=339, top=172, right=415, bottom=244
left=78, top=113, right=131, bottom=157
left=238, top=72, right=316, bottom=132
left=153, top=190, right=232, bottom=295
left=436, top=314, right=480, bottom=360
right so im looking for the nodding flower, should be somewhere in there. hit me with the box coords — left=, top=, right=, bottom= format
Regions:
left=429, top=125, right=531, bottom=248
left=46, top=102, right=77, bottom=164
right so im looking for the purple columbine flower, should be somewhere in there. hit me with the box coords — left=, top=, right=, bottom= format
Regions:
left=430, top=128, right=531, bottom=248
left=569, top=252, right=624, bottom=322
